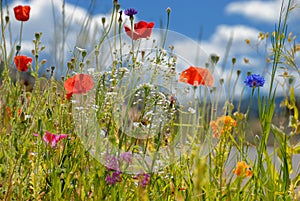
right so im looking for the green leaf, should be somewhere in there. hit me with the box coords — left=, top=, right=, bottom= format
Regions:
left=292, top=141, right=300, bottom=154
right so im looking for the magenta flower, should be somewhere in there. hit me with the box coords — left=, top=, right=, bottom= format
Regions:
left=105, top=171, right=121, bottom=185
left=134, top=173, right=150, bottom=188
left=120, top=152, right=132, bottom=164
left=34, top=131, right=68, bottom=148
left=105, top=155, right=120, bottom=171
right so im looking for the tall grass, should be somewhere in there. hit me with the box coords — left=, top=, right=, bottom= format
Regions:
left=0, top=0, right=300, bottom=200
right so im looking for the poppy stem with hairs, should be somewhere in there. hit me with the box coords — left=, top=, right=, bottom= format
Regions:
left=130, top=18, right=135, bottom=69
left=16, top=22, right=23, bottom=55
left=162, top=8, right=171, bottom=49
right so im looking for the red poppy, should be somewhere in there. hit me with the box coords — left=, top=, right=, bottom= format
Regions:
left=14, top=55, right=32, bottom=72
left=64, top=74, right=94, bottom=95
left=124, top=20, right=154, bottom=40
left=179, top=66, right=214, bottom=87
left=13, top=5, right=31, bottom=22
left=66, top=92, right=73, bottom=101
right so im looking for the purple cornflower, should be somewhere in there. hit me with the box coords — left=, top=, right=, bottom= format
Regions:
left=105, top=155, right=119, bottom=171
left=244, top=74, right=265, bottom=88
left=124, top=8, right=138, bottom=18
left=105, top=171, right=121, bottom=185
left=134, top=173, right=150, bottom=188
left=120, top=152, right=132, bottom=164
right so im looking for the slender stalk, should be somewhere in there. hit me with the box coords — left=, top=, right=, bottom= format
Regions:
left=1, top=0, right=8, bottom=65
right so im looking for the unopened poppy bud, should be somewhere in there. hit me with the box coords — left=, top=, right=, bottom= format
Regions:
left=82, top=50, right=87, bottom=58
left=102, top=17, right=106, bottom=26
left=67, top=61, right=72, bottom=69
left=61, top=76, right=65, bottom=81
left=35, top=32, right=40, bottom=40
left=79, top=62, right=84, bottom=69
left=95, top=49, right=100, bottom=56
left=31, top=49, right=35, bottom=55
left=118, top=10, right=123, bottom=23
left=113, top=0, right=118, bottom=5
left=51, top=66, right=55, bottom=71
left=116, top=4, right=120, bottom=11
left=16, top=45, right=21, bottom=52
left=141, top=50, right=145, bottom=60
left=219, top=78, right=224, bottom=85
left=237, top=69, right=241, bottom=76
left=166, top=7, right=171, bottom=13
left=247, top=71, right=251, bottom=76
left=232, top=57, right=236, bottom=64
left=71, top=57, right=76, bottom=63
left=118, top=17, right=122, bottom=24
left=210, top=54, right=219, bottom=64
left=5, top=16, right=9, bottom=23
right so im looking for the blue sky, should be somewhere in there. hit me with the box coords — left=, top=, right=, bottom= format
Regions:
left=53, top=0, right=280, bottom=41
left=4, top=0, right=300, bottom=97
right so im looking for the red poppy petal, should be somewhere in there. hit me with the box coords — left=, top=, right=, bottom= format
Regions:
left=195, top=67, right=214, bottom=86
left=179, top=66, right=214, bottom=87
left=64, top=77, right=75, bottom=93
left=73, top=74, right=94, bottom=94
left=124, top=25, right=140, bottom=40
left=13, top=5, right=31, bottom=21
left=14, top=55, right=32, bottom=71
left=135, top=21, right=154, bottom=38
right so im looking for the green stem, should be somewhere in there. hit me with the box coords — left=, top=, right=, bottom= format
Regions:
left=96, top=3, right=116, bottom=50
left=17, top=22, right=23, bottom=55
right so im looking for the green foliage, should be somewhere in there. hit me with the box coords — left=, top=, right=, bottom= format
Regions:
left=0, top=0, right=300, bottom=200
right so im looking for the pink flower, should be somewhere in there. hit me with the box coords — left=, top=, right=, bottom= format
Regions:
left=34, top=131, right=68, bottom=148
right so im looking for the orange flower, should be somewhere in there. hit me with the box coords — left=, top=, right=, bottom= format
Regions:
left=210, top=116, right=236, bottom=138
left=124, top=20, right=154, bottom=40
left=233, top=161, right=252, bottom=177
left=14, top=55, right=32, bottom=72
left=13, top=5, right=31, bottom=22
left=64, top=74, right=94, bottom=96
left=179, top=66, right=214, bottom=87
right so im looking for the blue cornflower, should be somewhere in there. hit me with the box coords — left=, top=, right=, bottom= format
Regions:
left=244, top=74, right=265, bottom=88
left=124, top=8, right=138, bottom=17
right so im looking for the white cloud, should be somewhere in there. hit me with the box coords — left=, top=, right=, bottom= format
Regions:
left=7, top=0, right=110, bottom=73
left=225, top=0, right=281, bottom=23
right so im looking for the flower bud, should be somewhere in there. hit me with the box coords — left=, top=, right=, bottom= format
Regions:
left=16, top=45, right=21, bottom=52
left=41, top=59, right=47, bottom=65
left=232, top=57, right=236, bottom=64
left=166, top=7, right=171, bottom=13
left=5, top=16, right=9, bottom=23
left=35, top=32, right=40, bottom=40
left=102, top=17, right=106, bottom=26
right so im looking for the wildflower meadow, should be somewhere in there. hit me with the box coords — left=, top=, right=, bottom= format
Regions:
left=1, top=0, right=300, bottom=200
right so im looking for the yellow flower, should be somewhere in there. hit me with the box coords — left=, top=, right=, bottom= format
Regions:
left=210, top=116, right=236, bottom=138
left=233, top=161, right=252, bottom=177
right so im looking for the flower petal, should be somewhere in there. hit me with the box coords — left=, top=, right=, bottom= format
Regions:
left=179, top=66, right=214, bottom=87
